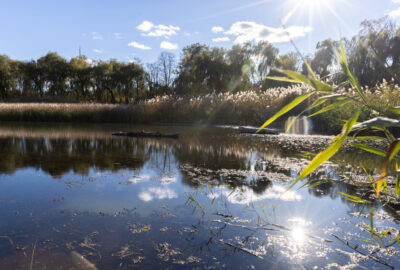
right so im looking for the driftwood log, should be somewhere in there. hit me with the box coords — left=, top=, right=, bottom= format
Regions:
left=112, top=131, right=180, bottom=139
left=239, top=127, right=281, bottom=135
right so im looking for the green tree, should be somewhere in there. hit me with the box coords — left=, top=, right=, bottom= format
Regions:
left=0, top=55, right=15, bottom=100
left=310, top=39, right=338, bottom=79
left=37, top=52, right=69, bottom=97
left=69, top=56, right=93, bottom=100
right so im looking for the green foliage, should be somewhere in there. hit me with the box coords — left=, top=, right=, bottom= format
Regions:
left=261, top=38, right=400, bottom=201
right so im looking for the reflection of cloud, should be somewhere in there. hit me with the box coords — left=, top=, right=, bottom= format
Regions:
left=224, top=185, right=301, bottom=204
left=139, top=187, right=178, bottom=202
left=288, top=217, right=312, bottom=227
left=128, top=174, right=151, bottom=184
left=225, top=21, right=311, bottom=44
left=159, top=175, right=176, bottom=184
left=207, top=193, right=219, bottom=199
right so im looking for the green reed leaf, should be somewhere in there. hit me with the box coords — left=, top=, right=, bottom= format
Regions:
left=257, top=92, right=314, bottom=133
left=291, top=111, right=360, bottom=187
left=308, top=98, right=352, bottom=118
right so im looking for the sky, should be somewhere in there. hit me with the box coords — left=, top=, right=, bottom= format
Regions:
left=0, top=0, right=399, bottom=64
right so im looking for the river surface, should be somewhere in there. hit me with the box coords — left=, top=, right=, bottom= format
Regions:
left=0, top=123, right=398, bottom=269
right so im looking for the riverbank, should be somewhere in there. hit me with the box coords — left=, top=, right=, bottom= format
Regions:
left=1, top=83, right=397, bottom=135
left=0, top=86, right=337, bottom=133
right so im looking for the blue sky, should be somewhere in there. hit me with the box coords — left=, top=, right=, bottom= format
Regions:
left=0, top=0, right=399, bottom=64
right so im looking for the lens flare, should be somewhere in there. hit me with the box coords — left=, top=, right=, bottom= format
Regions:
left=291, top=227, right=306, bottom=243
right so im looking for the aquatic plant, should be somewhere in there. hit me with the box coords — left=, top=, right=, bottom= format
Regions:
left=258, top=40, right=400, bottom=246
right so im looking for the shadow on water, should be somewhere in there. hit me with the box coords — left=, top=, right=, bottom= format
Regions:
left=0, top=123, right=398, bottom=269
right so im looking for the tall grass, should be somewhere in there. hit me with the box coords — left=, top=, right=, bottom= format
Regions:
left=0, top=81, right=397, bottom=134
left=0, top=85, right=310, bottom=127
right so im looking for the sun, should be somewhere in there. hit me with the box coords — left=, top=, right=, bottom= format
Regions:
left=282, top=0, right=345, bottom=29
left=299, top=0, right=332, bottom=6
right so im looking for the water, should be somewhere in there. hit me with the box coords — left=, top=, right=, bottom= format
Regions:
left=0, top=123, right=398, bottom=269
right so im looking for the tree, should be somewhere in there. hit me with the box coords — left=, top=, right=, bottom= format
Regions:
left=0, top=55, right=15, bottom=100
left=146, top=62, right=161, bottom=95
left=247, top=41, right=279, bottom=84
left=69, top=56, right=93, bottom=100
left=37, top=52, right=69, bottom=97
left=158, top=52, right=176, bottom=88
left=347, top=17, right=400, bottom=86
left=310, top=39, right=338, bottom=79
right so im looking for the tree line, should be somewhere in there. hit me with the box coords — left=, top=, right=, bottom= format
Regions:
left=0, top=17, right=399, bottom=103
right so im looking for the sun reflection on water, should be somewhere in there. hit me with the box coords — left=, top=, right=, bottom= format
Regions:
left=291, top=226, right=306, bottom=243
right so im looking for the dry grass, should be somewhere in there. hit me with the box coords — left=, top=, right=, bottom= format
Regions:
left=0, top=86, right=310, bottom=126
left=1, top=82, right=394, bottom=132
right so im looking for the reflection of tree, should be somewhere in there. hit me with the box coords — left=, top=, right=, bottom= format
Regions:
left=0, top=137, right=151, bottom=177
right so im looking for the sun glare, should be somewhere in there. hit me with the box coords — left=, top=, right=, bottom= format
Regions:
left=282, top=0, right=338, bottom=25
left=291, top=227, right=306, bottom=243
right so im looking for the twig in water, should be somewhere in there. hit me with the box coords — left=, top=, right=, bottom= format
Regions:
left=29, top=240, right=37, bottom=270
left=219, top=239, right=263, bottom=259
left=0, top=236, right=14, bottom=246
left=330, top=233, right=394, bottom=269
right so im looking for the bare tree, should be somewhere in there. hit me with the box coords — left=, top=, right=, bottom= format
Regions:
left=158, top=52, right=176, bottom=87
left=146, top=62, right=161, bottom=92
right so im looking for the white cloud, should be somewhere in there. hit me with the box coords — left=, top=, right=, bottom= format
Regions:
left=137, top=20, right=180, bottom=38
left=137, top=20, right=154, bottom=32
left=128, top=41, right=152, bottom=50
left=212, top=36, right=230, bottom=43
left=224, top=21, right=312, bottom=44
left=92, top=49, right=103, bottom=53
left=389, top=7, right=400, bottom=17
left=211, top=26, right=224, bottom=33
left=114, top=32, right=122, bottom=39
left=160, top=41, right=178, bottom=50
left=392, top=0, right=400, bottom=3
left=91, top=32, right=103, bottom=40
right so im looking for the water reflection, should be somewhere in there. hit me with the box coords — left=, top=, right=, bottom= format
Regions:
left=222, top=185, right=302, bottom=204
left=0, top=124, right=398, bottom=269
left=138, top=186, right=178, bottom=202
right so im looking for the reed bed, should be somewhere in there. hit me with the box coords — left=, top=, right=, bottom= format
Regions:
left=0, top=82, right=396, bottom=133
left=0, top=86, right=309, bottom=127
